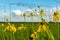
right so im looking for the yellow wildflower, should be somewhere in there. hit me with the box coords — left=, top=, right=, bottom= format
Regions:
left=17, top=24, right=26, bottom=31
left=58, top=14, right=60, bottom=19
left=40, top=9, right=46, bottom=16
left=1, top=23, right=5, bottom=26
left=5, top=24, right=16, bottom=32
left=11, top=24, right=16, bottom=32
left=5, top=26, right=11, bottom=31
left=37, top=26, right=42, bottom=32
left=31, top=32, right=37, bottom=38
left=53, top=11, right=60, bottom=23
left=17, top=26, right=26, bottom=31
left=37, top=24, right=47, bottom=32
left=53, top=15, right=59, bottom=23
left=11, top=26, right=16, bottom=32
left=0, top=23, right=5, bottom=28
left=42, top=25, right=47, bottom=32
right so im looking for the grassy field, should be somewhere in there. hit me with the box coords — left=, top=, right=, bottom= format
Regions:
left=0, top=22, right=60, bottom=40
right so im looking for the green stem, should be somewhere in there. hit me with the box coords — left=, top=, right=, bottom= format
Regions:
left=10, top=32, right=12, bottom=40
left=13, top=32, right=15, bottom=40
left=3, top=34, right=5, bottom=40
left=47, top=29, right=54, bottom=40
left=2, top=28, right=5, bottom=40
left=24, top=16, right=26, bottom=27
left=58, top=22, right=59, bottom=40
left=31, top=16, right=34, bottom=32
left=37, top=15, right=40, bottom=26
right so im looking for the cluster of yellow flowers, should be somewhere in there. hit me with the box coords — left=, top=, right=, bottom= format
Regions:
left=37, top=25, right=47, bottom=32
left=5, top=23, right=16, bottom=32
left=30, top=24, right=47, bottom=39
left=0, top=23, right=26, bottom=33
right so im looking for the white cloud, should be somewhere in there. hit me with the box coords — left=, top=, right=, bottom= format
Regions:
left=50, top=7, right=60, bottom=12
left=1, top=7, right=60, bottom=22
left=22, top=9, right=34, bottom=13
left=12, top=10, right=22, bottom=16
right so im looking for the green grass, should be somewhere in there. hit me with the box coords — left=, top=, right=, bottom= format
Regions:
left=0, top=22, right=60, bottom=40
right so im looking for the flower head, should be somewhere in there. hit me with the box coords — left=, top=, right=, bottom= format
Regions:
left=5, top=24, right=16, bottom=32
left=0, top=23, right=5, bottom=29
left=40, top=9, right=46, bottom=16
left=42, top=25, right=47, bottom=32
left=37, top=26, right=42, bottom=32
left=1, top=23, right=5, bottom=26
left=37, top=23, right=47, bottom=32
left=53, top=11, right=60, bottom=23
left=54, top=11, right=59, bottom=15
left=30, top=32, right=37, bottom=38
left=17, top=24, right=26, bottom=31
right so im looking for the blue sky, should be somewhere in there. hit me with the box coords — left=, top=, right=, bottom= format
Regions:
left=0, top=0, right=60, bottom=10
left=0, top=0, right=60, bottom=11
left=0, top=0, right=60, bottom=22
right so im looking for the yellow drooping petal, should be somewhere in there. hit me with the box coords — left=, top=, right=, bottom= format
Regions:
left=5, top=26, right=11, bottom=31
left=18, top=27, right=23, bottom=30
left=37, top=26, right=42, bottom=32
left=53, top=11, right=60, bottom=23
left=11, top=26, right=16, bottom=32
left=37, top=25, right=47, bottom=32
left=1, top=23, right=5, bottom=26
left=17, top=26, right=26, bottom=31
left=57, top=14, right=60, bottom=19
left=42, top=25, right=47, bottom=32
left=31, top=32, right=37, bottom=38
left=31, top=33, right=35, bottom=38
left=34, top=32, right=37, bottom=35
left=53, top=15, right=59, bottom=23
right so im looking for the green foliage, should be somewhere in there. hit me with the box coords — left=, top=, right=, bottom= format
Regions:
left=0, top=22, right=60, bottom=40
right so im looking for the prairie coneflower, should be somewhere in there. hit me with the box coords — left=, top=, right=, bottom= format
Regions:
left=37, top=25, right=42, bottom=32
left=42, top=25, right=47, bottom=32
left=17, top=24, right=26, bottom=31
left=36, top=22, right=54, bottom=40
left=30, top=32, right=37, bottom=39
left=37, top=22, right=47, bottom=33
left=5, top=24, right=16, bottom=32
left=11, top=24, right=16, bottom=32
left=5, top=24, right=16, bottom=40
left=0, top=23, right=5, bottom=28
left=17, top=26, right=26, bottom=31
left=1, top=23, right=5, bottom=26
left=53, top=11, right=60, bottom=23
left=40, top=9, right=46, bottom=16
